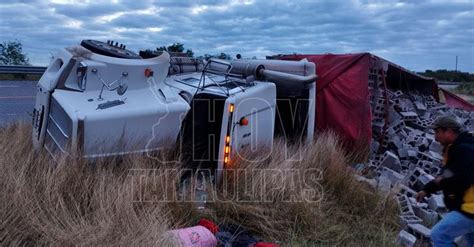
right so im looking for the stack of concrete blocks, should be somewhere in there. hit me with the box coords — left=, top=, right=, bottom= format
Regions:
left=368, top=67, right=380, bottom=108
left=363, top=82, right=474, bottom=246
left=396, top=230, right=418, bottom=247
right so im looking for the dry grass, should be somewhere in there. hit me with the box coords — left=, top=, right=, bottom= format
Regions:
left=0, top=122, right=399, bottom=246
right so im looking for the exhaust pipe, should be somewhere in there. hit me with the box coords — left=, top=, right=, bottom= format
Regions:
left=230, top=60, right=317, bottom=85
left=260, top=69, right=317, bottom=85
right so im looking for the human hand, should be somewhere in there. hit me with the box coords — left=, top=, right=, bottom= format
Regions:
left=416, top=191, right=427, bottom=202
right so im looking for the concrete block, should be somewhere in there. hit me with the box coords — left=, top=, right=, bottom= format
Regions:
left=373, top=154, right=384, bottom=164
left=429, top=105, right=447, bottom=115
left=417, top=151, right=441, bottom=164
left=390, top=135, right=403, bottom=150
left=409, top=118, right=434, bottom=130
left=426, top=100, right=437, bottom=108
left=408, top=223, right=431, bottom=239
left=387, top=126, right=397, bottom=136
left=413, top=206, right=439, bottom=227
left=426, top=151, right=443, bottom=161
left=406, top=135, right=425, bottom=147
left=411, top=128, right=425, bottom=137
left=388, top=106, right=401, bottom=123
left=404, top=126, right=414, bottom=134
left=397, top=184, right=418, bottom=198
left=373, top=104, right=386, bottom=115
left=372, top=121, right=385, bottom=134
left=377, top=174, right=392, bottom=193
left=380, top=135, right=391, bottom=149
left=420, top=138, right=430, bottom=149
left=376, top=96, right=387, bottom=105
left=407, top=150, right=418, bottom=159
left=397, top=194, right=415, bottom=215
left=408, top=168, right=434, bottom=191
left=408, top=163, right=417, bottom=173
left=417, top=160, right=440, bottom=176
left=453, top=110, right=466, bottom=120
left=373, top=112, right=386, bottom=121
left=396, top=230, right=417, bottom=247
left=428, top=194, right=446, bottom=211
left=424, top=132, right=435, bottom=140
left=400, top=111, right=418, bottom=121
left=354, top=174, right=377, bottom=189
left=393, top=90, right=404, bottom=98
left=424, top=95, right=436, bottom=102
left=400, top=214, right=423, bottom=229
left=381, top=167, right=405, bottom=185
left=421, top=111, right=431, bottom=119
left=380, top=151, right=402, bottom=172
left=398, top=129, right=409, bottom=139
left=398, top=99, right=416, bottom=112
left=463, top=118, right=473, bottom=127
left=406, top=198, right=429, bottom=211
left=417, top=174, right=435, bottom=191
left=398, top=147, right=409, bottom=159
left=414, top=101, right=427, bottom=113
left=424, top=166, right=440, bottom=176
left=429, top=140, right=442, bottom=153
left=419, top=154, right=439, bottom=165
left=371, top=140, right=380, bottom=153
left=400, top=160, right=411, bottom=171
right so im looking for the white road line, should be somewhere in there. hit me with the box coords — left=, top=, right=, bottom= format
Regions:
left=0, top=85, right=20, bottom=88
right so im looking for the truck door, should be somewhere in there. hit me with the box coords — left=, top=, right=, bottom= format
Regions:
left=215, top=83, right=276, bottom=182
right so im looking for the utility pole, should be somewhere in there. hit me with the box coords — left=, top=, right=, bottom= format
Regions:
left=455, top=55, right=458, bottom=71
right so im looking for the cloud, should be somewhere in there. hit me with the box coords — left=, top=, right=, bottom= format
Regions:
left=0, top=0, right=472, bottom=71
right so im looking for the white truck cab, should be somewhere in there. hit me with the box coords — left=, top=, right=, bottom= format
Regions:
left=32, top=40, right=316, bottom=182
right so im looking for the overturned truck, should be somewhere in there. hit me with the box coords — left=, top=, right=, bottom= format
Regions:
left=32, top=40, right=317, bottom=181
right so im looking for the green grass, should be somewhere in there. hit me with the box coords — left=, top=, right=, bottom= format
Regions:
left=453, top=82, right=474, bottom=96
left=450, top=82, right=474, bottom=104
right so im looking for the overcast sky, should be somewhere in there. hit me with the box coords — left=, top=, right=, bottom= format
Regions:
left=1, top=0, right=473, bottom=72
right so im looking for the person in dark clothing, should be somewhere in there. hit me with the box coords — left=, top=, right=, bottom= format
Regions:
left=416, top=116, right=474, bottom=246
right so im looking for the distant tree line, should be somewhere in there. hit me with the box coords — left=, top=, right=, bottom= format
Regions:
left=140, top=43, right=232, bottom=60
left=198, top=53, right=232, bottom=60
left=156, top=43, right=195, bottom=57
left=419, top=69, right=474, bottom=83
left=0, top=40, right=29, bottom=65
left=1, top=40, right=237, bottom=66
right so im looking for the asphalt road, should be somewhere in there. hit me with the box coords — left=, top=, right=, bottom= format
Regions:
left=0, top=80, right=36, bottom=126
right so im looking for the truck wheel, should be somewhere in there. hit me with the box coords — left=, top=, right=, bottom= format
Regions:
left=80, top=40, right=141, bottom=59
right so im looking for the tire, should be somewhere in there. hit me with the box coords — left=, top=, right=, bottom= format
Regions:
left=80, top=40, right=141, bottom=59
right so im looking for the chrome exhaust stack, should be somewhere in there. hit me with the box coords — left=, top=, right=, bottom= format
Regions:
left=229, top=60, right=317, bottom=97
left=229, top=59, right=317, bottom=144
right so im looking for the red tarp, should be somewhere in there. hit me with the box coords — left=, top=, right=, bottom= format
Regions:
left=273, top=53, right=474, bottom=147
left=441, top=88, right=474, bottom=111
left=273, top=53, right=474, bottom=148
left=276, top=53, right=373, bottom=146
